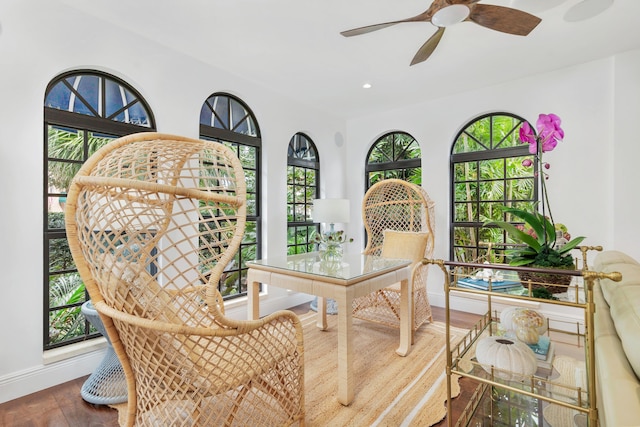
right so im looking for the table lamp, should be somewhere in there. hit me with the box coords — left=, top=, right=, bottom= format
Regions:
left=312, top=198, right=350, bottom=234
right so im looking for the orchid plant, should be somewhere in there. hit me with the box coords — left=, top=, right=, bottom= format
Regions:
left=487, top=113, right=585, bottom=267
left=313, top=229, right=353, bottom=265
left=312, top=229, right=352, bottom=247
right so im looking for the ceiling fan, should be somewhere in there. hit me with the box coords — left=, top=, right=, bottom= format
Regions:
left=340, top=0, right=542, bottom=66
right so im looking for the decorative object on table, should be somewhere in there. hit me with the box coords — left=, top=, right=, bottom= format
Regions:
left=485, top=113, right=585, bottom=293
left=314, top=228, right=350, bottom=265
left=500, top=307, right=547, bottom=345
left=65, top=133, right=305, bottom=426
left=456, top=262, right=522, bottom=292
left=527, top=335, right=551, bottom=359
left=476, top=262, right=500, bottom=281
left=475, top=335, right=538, bottom=381
left=354, top=179, right=436, bottom=331
left=80, top=301, right=127, bottom=405
left=456, top=276, right=522, bottom=293
left=312, top=198, right=352, bottom=264
left=527, top=335, right=556, bottom=372
left=312, top=198, right=352, bottom=312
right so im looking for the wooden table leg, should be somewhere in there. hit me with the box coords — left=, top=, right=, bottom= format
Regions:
left=316, top=297, right=328, bottom=330
left=247, top=269, right=260, bottom=320
left=336, top=287, right=355, bottom=405
left=396, top=276, right=412, bottom=356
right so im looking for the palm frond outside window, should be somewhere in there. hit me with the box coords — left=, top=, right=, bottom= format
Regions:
left=365, top=131, right=422, bottom=190
left=450, top=113, right=537, bottom=264
left=287, top=133, right=319, bottom=255
left=44, top=70, right=155, bottom=350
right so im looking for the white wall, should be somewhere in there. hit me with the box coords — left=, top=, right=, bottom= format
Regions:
left=613, top=50, right=640, bottom=257
left=345, top=51, right=640, bottom=309
left=0, top=1, right=345, bottom=402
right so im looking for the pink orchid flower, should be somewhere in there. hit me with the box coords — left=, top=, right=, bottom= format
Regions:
left=519, top=113, right=564, bottom=154
left=519, top=122, right=536, bottom=146
left=536, top=113, right=564, bottom=153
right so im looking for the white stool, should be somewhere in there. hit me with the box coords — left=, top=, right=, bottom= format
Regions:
left=80, top=301, right=127, bottom=405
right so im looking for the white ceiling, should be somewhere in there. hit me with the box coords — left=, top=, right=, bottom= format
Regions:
left=61, top=0, right=640, bottom=120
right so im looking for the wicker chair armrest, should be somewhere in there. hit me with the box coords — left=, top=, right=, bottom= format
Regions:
left=94, top=301, right=302, bottom=338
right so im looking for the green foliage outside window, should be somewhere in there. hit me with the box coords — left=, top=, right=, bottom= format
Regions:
left=451, top=114, right=537, bottom=264
left=44, top=71, right=154, bottom=349
left=286, top=133, right=319, bottom=255
left=46, top=129, right=113, bottom=347
left=47, top=212, right=90, bottom=345
left=366, top=132, right=422, bottom=188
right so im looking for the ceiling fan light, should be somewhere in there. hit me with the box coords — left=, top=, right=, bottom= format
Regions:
left=432, top=4, right=470, bottom=27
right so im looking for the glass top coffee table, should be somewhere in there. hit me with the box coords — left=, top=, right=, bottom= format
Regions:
left=247, top=251, right=412, bottom=405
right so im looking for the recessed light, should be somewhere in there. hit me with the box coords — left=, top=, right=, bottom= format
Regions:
left=362, top=83, right=372, bottom=89
left=564, top=0, right=613, bottom=22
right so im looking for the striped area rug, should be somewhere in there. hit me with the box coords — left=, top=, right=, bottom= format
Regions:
left=300, top=311, right=467, bottom=426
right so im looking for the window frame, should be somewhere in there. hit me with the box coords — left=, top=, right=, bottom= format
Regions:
left=199, top=92, right=261, bottom=300
left=364, top=131, right=422, bottom=192
left=43, top=70, right=155, bottom=350
left=449, top=112, right=538, bottom=264
left=286, top=133, right=320, bottom=255
left=364, top=131, right=422, bottom=248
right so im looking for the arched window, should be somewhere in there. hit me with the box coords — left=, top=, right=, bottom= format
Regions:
left=365, top=131, right=421, bottom=190
left=286, top=133, right=319, bottom=255
left=200, top=93, right=261, bottom=299
left=450, top=112, right=537, bottom=264
left=44, top=70, right=155, bottom=350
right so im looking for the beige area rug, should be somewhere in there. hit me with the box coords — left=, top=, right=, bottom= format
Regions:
left=111, top=311, right=468, bottom=426
left=300, top=312, right=467, bottom=426
left=542, top=355, right=588, bottom=427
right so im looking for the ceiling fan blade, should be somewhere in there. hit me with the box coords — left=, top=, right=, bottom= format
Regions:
left=447, top=0, right=482, bottom=4
left=340, top=13, right=430, bottom=37
left=410, top=27, right=445, bottom=66
left=469, top=4, right=541, bottom=36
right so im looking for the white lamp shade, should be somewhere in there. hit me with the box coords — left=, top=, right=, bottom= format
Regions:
left=432, top=4, right=470, bottom=27
left=312, top=198, right=350, bottom=224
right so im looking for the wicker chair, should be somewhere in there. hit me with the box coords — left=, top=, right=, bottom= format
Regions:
left=65, top=133, right=305, bottom=427
left=353, top=179, right=436, bottom=332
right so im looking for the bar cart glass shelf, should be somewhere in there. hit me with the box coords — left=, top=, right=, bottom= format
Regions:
left=425, top=257, right=621, bottom=427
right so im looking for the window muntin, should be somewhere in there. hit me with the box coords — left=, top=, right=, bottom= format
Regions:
left=287, top=133, right=319, bottom=255
left=200, top=93, right=261, bottom=299
left=44, top=71, right=155, bottom=350
left=200, top=94, right=258, bottom=136
left=365, top=131, right=421, bottom=189
left=450, top=113, right=537, bottom=264
left=45, top=74, right=152, bottom=127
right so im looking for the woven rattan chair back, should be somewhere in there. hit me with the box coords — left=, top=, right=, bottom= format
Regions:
left=66, top=133, right=304, bottom=427
left=354, top=178, right=436, bottom=331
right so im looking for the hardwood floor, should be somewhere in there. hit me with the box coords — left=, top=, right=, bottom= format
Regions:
left=0, top=304, right=480, bottom=427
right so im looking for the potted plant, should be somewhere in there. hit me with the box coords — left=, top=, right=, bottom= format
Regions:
left=486, top=113, right=585, bottom=293
left=489, top=205, right=585, bottom=292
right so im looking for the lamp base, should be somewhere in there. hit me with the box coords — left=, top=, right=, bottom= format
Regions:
left=310, top=297, right=338, bottom=315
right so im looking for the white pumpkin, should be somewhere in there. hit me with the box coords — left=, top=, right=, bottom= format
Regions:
left=500, top=307, right=548, bottom=335
left=475, top=336, right=538, bottom=381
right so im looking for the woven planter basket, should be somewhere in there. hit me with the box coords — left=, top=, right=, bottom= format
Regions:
left=518, top=266, right=574, bottom=294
